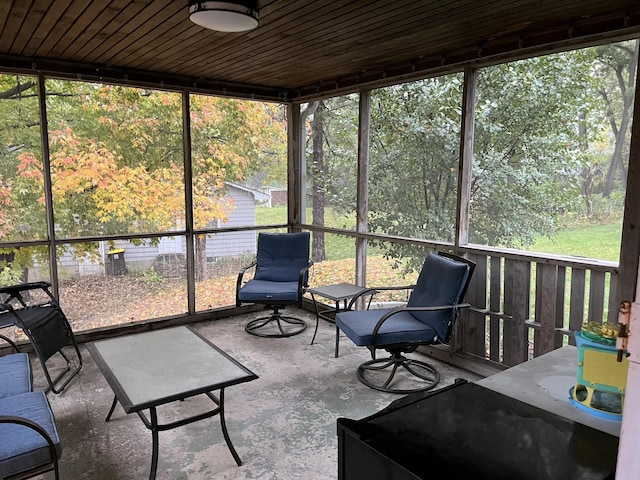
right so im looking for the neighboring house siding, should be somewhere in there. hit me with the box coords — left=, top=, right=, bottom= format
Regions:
left=39, top=184, right=268, bottom=280
left=207, top=189, right=257, bottom=258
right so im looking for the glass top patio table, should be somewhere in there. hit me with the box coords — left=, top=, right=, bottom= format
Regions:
left=86, top=325, right=258, bottom=480
left=87, top=325, right=257, bottom=412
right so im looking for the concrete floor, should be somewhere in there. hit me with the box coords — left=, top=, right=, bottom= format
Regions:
left=29, top=308, right=481, bottom=479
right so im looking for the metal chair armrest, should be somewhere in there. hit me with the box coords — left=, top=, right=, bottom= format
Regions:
left=236, top=261, right=257, bottom=284
left=346, top=285, right=415, bottom=310
left=0, top=281, right=56, bottom=308
left=0, top=414, right=59, bottom=478
left=297, top=261, right=314, bottom=287
left=235, top=261, right=257, bottom=306
left=0, top=281, right=52, bottom=296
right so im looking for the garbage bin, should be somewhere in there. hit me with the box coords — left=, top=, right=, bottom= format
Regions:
left=105, top=249, right=128, bottom=276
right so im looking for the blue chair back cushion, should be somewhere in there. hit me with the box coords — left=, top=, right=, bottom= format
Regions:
left=0, top=391, right=61, bottom=478
left=254, top=232, right=310, bottom=282
left=0, top=353, right=32, bottom=398
left=406, top=253, right=470, bottom=341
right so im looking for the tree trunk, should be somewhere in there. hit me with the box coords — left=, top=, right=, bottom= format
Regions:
left=603, top=42, right=639, bottom=196
left=195, top=234, right=207, bottom=281
left=577, top=111, right=593, bottom=216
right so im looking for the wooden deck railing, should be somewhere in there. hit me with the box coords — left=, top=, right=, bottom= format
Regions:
left=458, top=247, right=619, bottom=368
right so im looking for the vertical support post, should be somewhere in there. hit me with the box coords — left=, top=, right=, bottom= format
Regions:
left=356, top=90, right=371, bottom=287
left=37, top=74, right=60, bottom=296
left=287, top=103, right=303, bottom=226
left=456, top=67, right=476, bottom=248
left=617, top=44, right=640, bottom=308
left=616, top=260, right=640, bottom=477
left=182, top=92, right=196, bottom=314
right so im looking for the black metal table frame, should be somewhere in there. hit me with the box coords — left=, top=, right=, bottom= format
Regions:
left=307, top=283, right=376, bottom=357
left=103, top=388, right=238, bottom=479
left=86, top=326, right=258, bottom=480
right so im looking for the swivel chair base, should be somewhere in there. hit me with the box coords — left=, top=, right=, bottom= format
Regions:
left=245, top=306, right=307, bottom=338
left=356, top=351, right=441, bottom=394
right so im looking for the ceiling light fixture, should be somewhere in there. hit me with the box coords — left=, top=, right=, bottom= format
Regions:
left=189, top=1, right=259, bottom=33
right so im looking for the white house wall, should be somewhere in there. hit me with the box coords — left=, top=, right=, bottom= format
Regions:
left=206, top=189, right=257, bottom=258
left=48, top=186, right=263, bottom=279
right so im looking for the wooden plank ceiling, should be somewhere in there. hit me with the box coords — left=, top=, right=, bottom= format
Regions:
left=0, top=0, right=639, bottom=102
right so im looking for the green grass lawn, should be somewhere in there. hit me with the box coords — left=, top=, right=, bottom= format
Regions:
left=257, top=205, right=621, bottom=262
left=257, top=205, right=357, bottom=259
left=528, top=223, right=621, bottom=261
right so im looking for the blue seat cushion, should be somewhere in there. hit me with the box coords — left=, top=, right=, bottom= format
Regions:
left=0, top=353, right=32, bottom=398
left=237, top=279, right=300, bottom=303
left=335, top=309, right=438, bottom=347
left=0, top=391, right=61, bottom=478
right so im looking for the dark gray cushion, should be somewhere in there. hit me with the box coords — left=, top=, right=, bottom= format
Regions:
left=253, top=232, right=310, bottom=282
left=336, top=309, right=438, bottom=347
left=407, top=253, right=470, bottom=340
left=0, top=391, right=61, bottom=478
left=237, top=279, right=300, bottom=303
left=0, top=353, right=32, bottom=398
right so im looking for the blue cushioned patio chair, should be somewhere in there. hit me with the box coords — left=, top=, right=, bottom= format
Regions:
left=335, top=251, right=475, bottom=394
left=236, top=232, right=313, bottom=338
left=1, top=349, right=61, bottom=479
left=0, top=391, right=61, bottom=480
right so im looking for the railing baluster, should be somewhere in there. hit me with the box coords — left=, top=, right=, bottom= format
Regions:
left=589, top=271, right=606, bottom=322
left=458, top=249, right=617, bottom=369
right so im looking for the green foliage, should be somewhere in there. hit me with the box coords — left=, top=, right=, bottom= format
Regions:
left=306, top=95, right=360, bottom=216
left=0, top=263, right=24, bottom=285
left=143, top=267, right=165, bottom=284
left=0, top=75, right=47, bottom=242
left=471, top=50, right=596, bottom=248
left=469, top=43, right=636, bottom=251
left=300, top=41, right=636, bottom=267
left=368, top=75, right=463, bottom=248
left=304, top=41, right=636, bottom=266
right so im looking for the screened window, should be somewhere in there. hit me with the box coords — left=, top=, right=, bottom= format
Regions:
left=369, top=75, right=463, bottom=242
left=470, top=40, right=637, bottom=262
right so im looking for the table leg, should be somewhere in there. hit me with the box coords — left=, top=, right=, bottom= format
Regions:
left=310, top=292, right=320, bottom=345
left=105, top=395, right=118, bottom=422
left=219, top=388, right=242, bottom=466
left=334, top=300, right=344, bottom=358
left=149, top=407, right=159, bottom=480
